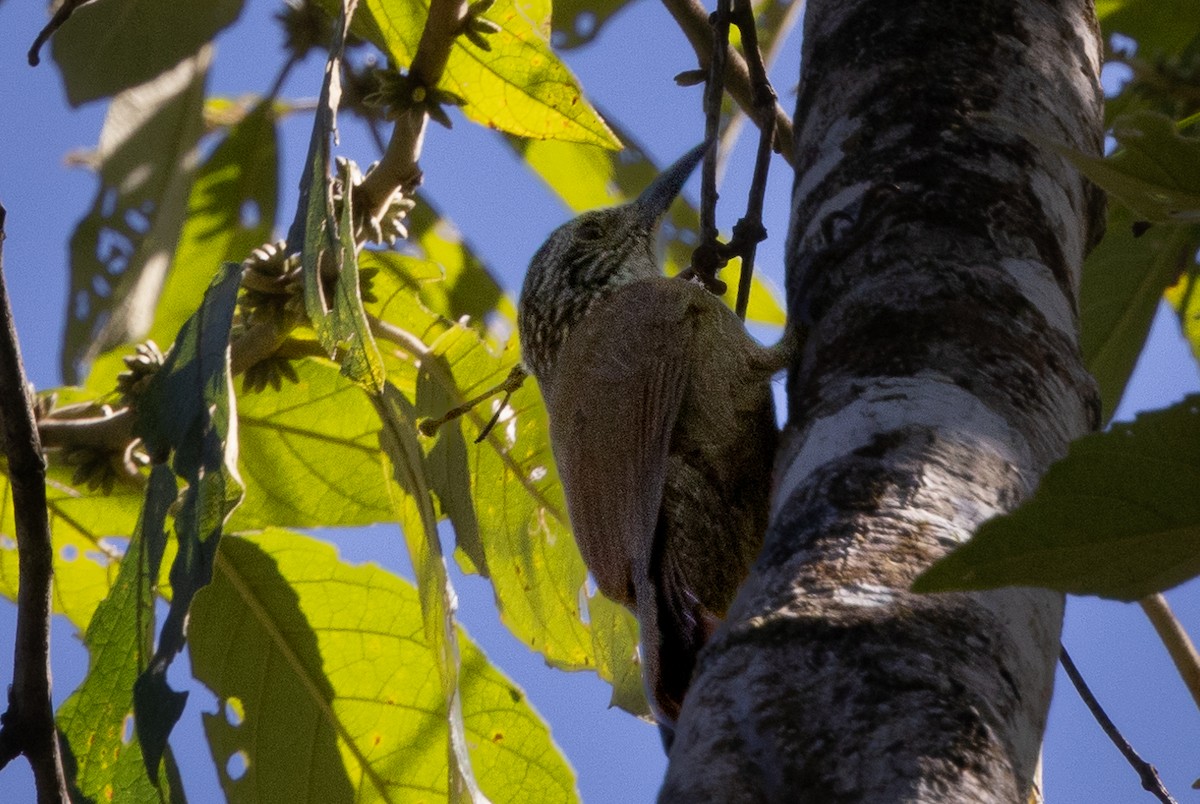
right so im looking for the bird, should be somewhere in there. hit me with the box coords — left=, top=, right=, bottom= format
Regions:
left=517, top=142, right=783, bottom=740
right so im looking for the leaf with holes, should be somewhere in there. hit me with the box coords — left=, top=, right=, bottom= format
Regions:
left=50, top=0, right=244, bottom=105
left=914, top=396, right=1200, bottom=599
left=56, top=466, right=179, bottom=802
left=190, top=530, right=578, bottom=802
left=85, top=98, right=280, bottom=394
left=63, top=51, right=209, bottom=384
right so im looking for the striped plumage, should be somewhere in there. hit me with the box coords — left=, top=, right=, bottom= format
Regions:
left=516, top=144, right=779, bottom=742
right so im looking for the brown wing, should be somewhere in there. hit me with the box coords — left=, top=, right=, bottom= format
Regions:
left=546, top=278, right=695, bottom=613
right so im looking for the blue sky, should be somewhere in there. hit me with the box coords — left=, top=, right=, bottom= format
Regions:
left=1, top=1, right=1199, bottom=801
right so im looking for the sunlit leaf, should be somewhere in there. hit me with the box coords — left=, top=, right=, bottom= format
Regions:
left=190, top=530, right=578, bottom=803
left=388, top=308, right=648, bottom=713
left=56, top=466, right=178, bottom=802
left=50, top=0, right=243, bottom=106
left=327, top=0, right=618, bottom=147
left=1166, top=259, right=1200, bottom=374
left=63, top=51, right=209, bottom=384
left=914, top=396, right=1200, bottom=600
left=375, top=383, right=486, bottom=801
left=0, top=454, right=143, bottom=632
left=408, top=199, right=515, bottom=335
left=1081, top=204, right=1200, bottom=422
left=230, top=357, right=393, bottom=530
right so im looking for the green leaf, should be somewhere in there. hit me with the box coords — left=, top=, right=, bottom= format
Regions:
left=189, top=529, right=578, bottom=803
left=508, top=131, right=786, bottom=326
left=913, top=396, right=1200, bottom=600
left=407, top=199, right=515, bottom=332
left=57, top=465, right=177, bottom=802
left=0, top=455, right=144, bottom=632
left=1037, top=112, right=1200, bottom=224
left=400, top=314, right=649, bottom=715
left=1166, top=258, right=1200, bottom=365
left=50, top=0, right=244, bottom=106
left=63, top=51, right=209, bottom=384
left=1080, top=204, right=1200, bottom=423
left=86, top=98, right=280, bottom=395
left=230, top=357, right=394, bottom=530
left=1097, top=0, right=1200, bottom=57
left=292, top=1, right=386, bottom=392
left=330, top=164, right=387, bottom=391
left=335, top=0, right=618, bottom=147
left=375, top=383, right=486, bottom=801
left=361, top=252, right=645, bottom=712
left=133, top=262, right=245, bottom=774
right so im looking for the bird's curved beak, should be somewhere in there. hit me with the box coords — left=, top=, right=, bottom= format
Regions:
left=634, top=140, right=711, bottom=222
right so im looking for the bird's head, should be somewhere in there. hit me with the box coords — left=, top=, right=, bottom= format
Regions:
left=518, top=141, right=708, bottom=381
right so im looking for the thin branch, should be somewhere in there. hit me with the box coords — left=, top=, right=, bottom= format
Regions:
left=660, top=0, right=796, bottom=167
left=729, top=0, right=776, bottom=320
left=689, top=0, right=732, bottom=293
left=1139, top=593, right=1200, bottom=713
left=355, top=0, right=470, bottom=222
left=1060, top=646, right=1177, bottom=804
left=716, top=0, right=804, bottom=173
left=0, top=206, right=70, bottom=802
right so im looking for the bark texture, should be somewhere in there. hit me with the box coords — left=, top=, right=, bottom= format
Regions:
left=661, top=1, right=1105, bottom=801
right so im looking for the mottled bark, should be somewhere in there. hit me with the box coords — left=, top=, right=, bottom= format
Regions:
left=662, top=0, right=1105, bottom=801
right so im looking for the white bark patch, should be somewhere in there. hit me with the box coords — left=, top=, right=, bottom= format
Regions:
left=999, top=257, right=1076, bottom=335
left=773, top=375, right=1033, bottom=517
left=793, top=115, right=863, bottom=202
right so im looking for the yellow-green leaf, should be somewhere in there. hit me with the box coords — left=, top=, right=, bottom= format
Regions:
left=337, top=0, right=618, bottom=147
left=190, top=529, right=578, bottom=803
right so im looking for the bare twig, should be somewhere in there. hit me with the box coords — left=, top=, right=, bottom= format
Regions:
left=27, top=0, right=94, bottom=66
left=0, top=207, right=70, bottom=802
left=717, top=0, right=803, bottom=171
left=1140, top=593, right=1200, bottom=713
left=689, top=0, right=732, bottom=293
left=419, top=366, right=527, bottom=440
left=1060, top=646, right=1177, bottom=804
left=660, top=0, right=795, bottom=167
left=729, top=0, right=776, bottom=320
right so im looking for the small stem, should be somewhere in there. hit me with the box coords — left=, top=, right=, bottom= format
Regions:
left=1060, top=646, right=1177, bottom=804
left=355, top=0, right=469, bottom=221
left=1139, top=593, right=1200, bottom=713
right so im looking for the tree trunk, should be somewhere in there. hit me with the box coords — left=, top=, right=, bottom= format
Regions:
left=662, top=1, right=1105, bottom=800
